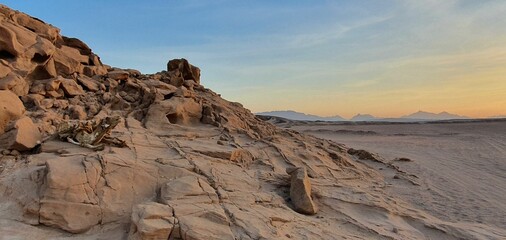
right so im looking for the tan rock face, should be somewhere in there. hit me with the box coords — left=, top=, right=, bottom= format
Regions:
left=0, top=4, right=107, bottom=85
left=160, top=176, right=219, bottom=204
left=128, top=202, right=175, bottom=240
left=0, top=73, right=28, bottom=96
left=287, top=167, right=318, bottom=215
left=39, top=157, right=102, bottom=233
left=144, top=97, right=202, bottom=128
left=0, top=116, right=41, bottom=151
left=0, top=90, right=25, bottom=134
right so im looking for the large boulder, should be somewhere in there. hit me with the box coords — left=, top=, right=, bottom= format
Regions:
left=167, top=58, right=201, bottom=85
left=107, top=70, right=129, bottom=81
left=0, top=116, right=41, bottom=151
left=286, top=167, right=318, bottom=215
left=0, top=90, right=25, bottom=133
left=39, top=157, right=102, bottom=233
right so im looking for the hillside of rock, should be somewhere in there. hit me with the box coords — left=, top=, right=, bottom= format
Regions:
left=1, top=4, right=504, bottom=240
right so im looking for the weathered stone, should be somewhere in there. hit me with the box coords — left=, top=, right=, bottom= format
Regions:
left=0, top=90, right=25, bottom=134
left=107, top=70, right=129, bottom=81
left=287, top=167, right=318, bottom=215
left=176, top=204, right=235, bottom=240
left=69, top=105, right=86, bottom=120
left=59, top=77, right=84, bottom=96
left=29, top=78, right=62, bottom=96
left=0, top=73, right=28, bottom=96
left=61, top=36, right=91, bottom=55
left=39, top=157, right=102, bottom=233
left=128, top=202, right=175, bottom=240
left=160, top=176, right=218, bottom=204
left=230, top=149, right=254, bottom=167
left=145, top=98, right=202, bottom=128
left=83, top=65, right=107, bottom=77
left=0, top=62, right=11, bottom=78
left=38, top=98, right=54, bottom=109
left=53, top=99, right=69, bottom=109
left=11, top=11, right=60, bottom=41
left=53, top=48, right=84, bottom=76
left=0, top=116, right=41, bottom=151
left=167, top=58, right=201, bottom=85
left=174, top=86, right=195, bottom=98
left=20, top=93, right=44, bottom=107
left=76, top=75, right=99, bottom=92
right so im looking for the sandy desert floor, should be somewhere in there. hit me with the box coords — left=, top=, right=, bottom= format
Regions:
left=288, top=120, right=506, bottom=231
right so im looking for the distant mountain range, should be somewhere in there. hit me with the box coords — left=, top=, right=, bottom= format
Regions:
left=401, top=111, right=468, bottom=120
left=255, top=111, right=345, bottom=121
left=489, top=115, right=506, bottom=119
left=256, top=110, right=473, bottom=122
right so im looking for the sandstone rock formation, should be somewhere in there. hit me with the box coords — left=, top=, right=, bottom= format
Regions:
left=287, top=167, right=318, bottom=215
left=1, top=4, right=504, bottom=240
left=0, top=5, right=107, bottom=90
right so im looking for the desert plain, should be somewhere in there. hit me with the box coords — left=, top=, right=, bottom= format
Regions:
left=283, top=119, right=506, bottom=233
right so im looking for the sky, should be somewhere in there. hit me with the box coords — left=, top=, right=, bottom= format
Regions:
left=3, top=0, right=506, bottom=118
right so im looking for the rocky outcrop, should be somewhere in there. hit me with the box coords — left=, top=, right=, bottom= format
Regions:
left=1, top=4, right=502, bottom=240
left=167, top=58, right=200, bottom=85
left=0, top=4, right=106, bottom=85
left=286, top=167, right=318, bottom=215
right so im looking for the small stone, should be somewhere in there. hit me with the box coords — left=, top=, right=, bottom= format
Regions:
left=9, top=149, right=20, bottom=156
left=69, top=105, right=87, bottom=120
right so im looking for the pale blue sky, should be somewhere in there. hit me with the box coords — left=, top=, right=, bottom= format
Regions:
left=4, top=0, right=506, bottom=118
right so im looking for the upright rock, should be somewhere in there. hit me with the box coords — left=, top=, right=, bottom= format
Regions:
left=167, top=58, right=201, bottom=85
left=287, top=167, right=318, bottom=215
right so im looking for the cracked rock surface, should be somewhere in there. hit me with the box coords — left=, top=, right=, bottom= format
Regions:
left=1, top=4, right=505, bottom=240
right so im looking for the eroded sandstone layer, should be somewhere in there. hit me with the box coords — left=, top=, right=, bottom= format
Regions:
left=0, top=4, right=504, bottom=240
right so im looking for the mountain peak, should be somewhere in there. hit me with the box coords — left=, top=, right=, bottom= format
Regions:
left=351, top=114, right=377, bottom=121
